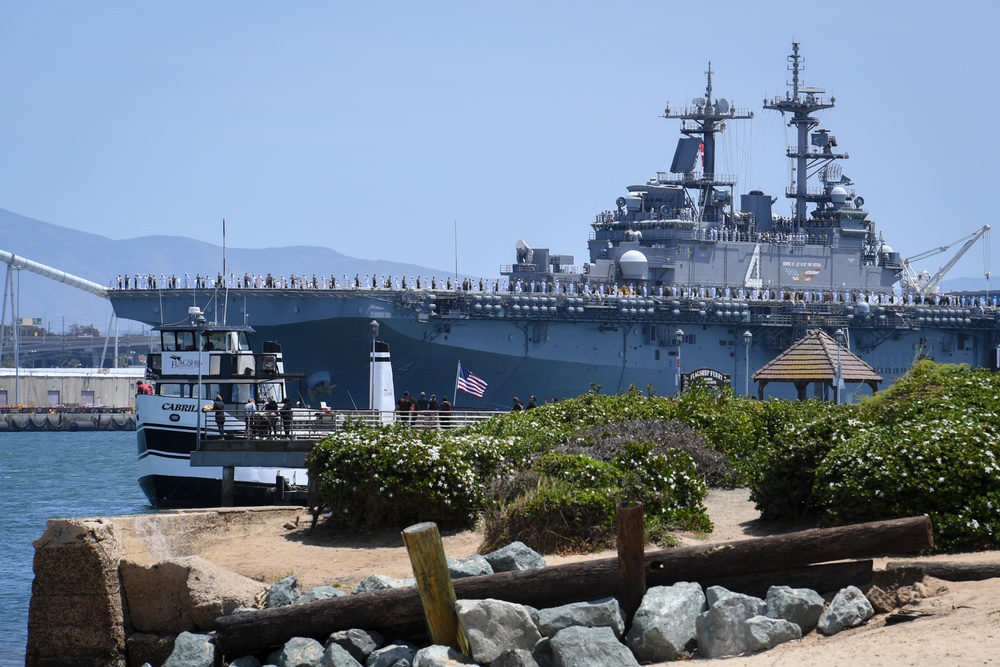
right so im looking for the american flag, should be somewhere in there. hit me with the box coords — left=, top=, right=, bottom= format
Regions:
left=456, top=363, right=488, bottom=398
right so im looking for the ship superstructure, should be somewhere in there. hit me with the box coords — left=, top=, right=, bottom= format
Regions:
left=105, top=44, right=996, bottom=409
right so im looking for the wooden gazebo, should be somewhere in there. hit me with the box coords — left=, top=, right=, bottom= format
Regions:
left=752, top=330, right=883, bottom=402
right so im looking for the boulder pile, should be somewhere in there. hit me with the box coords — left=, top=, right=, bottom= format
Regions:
left=151, top=542, right=888, bottom=667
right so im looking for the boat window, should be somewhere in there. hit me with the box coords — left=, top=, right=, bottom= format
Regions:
left=232, top=383, right=253, bottom=404
left=237, top=332, right=250, bottom=351
left=162, top=331, right=177, bottom=351
left=206, top=332, right=227, bottom=351
left=168, top=331, right=196, bottom=351
left=192, top=383, right=221, bottom=401
left=158, top=383, right=183, bottom=397
left=257, top=383, right=281, bottom=403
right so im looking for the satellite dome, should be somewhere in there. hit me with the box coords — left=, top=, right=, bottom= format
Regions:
left=619, top=250, right=648, bottom=280
left=882, top=245, right=894, bottom=254
left=830, top=186, right=849, bottom=204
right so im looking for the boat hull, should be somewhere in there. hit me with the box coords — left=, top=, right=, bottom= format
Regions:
left=136, top=395, right=308, bottom=509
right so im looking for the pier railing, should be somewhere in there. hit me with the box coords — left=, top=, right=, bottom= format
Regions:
left=198, top=407, right=505, bottom=444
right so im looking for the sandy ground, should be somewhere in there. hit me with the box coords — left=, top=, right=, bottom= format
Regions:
left=199, top=489, right=1000, bottom=665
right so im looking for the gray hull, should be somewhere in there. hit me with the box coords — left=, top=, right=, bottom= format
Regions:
left=110, top=287, right=996, bottom=408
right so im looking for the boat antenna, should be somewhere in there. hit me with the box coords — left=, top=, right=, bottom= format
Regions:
left=222, top=218, right=228, bottom=325
left=222, top=218, right=227, bottom=279
left=454, top=219, right=459, bottom=285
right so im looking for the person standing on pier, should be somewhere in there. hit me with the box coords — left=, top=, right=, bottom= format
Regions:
left=212, top=395, right=226, bottom=436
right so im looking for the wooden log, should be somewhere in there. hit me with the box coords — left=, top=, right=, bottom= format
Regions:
left=886, top=560, right=1000, bottom=582
left=402, top=523, right=469, bottom=655
left=615, top=502, right=645, bottom=622
left=213, top=515, right=931, bottom=656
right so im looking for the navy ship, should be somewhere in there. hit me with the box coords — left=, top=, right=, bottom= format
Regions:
left=107, top=44, right=996, bottom=408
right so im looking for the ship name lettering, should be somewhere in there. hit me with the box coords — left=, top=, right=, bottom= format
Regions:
left=162, top=403, right=199, bottom=412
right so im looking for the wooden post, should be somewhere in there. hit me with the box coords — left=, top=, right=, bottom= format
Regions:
left=615, top=502, right=645, bottom=623
left=401, top=522, right=469, bottom=655
left=276, top=473, right=286, bottom=505
left=221, top=466, right=235, bottom=507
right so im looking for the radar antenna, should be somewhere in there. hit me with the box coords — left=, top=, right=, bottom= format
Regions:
left=662, top=62, right=754, bottom=224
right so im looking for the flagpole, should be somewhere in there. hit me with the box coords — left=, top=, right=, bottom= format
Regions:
left=453, top=360, right=462, bottom=407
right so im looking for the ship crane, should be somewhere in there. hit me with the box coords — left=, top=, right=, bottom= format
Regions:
left=1, top=248, right=113, bottom=371
left=901, top=225, right=991, bottom=295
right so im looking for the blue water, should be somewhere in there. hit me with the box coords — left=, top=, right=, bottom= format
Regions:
left=0, top=431, right=152, bottom=667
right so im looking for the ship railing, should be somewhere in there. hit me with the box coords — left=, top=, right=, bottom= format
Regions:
left=654, top=171, right=738, bottom=186
left=208, top=408, right=505, bottom=441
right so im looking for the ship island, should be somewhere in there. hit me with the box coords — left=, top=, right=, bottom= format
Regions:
left=97, top=43, right=995, bottom=409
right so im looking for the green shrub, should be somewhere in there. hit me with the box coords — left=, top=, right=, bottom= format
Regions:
left=306, top=425, right=522, bottom=530
left=748, top=403, right=857, bottom=521
left=480, top=446, right=710, bottom=554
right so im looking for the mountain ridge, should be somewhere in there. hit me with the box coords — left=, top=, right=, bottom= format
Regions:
left=0, top=208, right=455, bottom=333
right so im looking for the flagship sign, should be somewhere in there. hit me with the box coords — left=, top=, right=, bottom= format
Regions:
left=161, top=351, right=208, bottom=376
left=782, top=260, right=822, bottom=282
left=680, top=368, right=731, bottom=392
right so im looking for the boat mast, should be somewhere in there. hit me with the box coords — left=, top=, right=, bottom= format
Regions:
left=763, top=43, right=840, bottom=226
left=662, top=63, right=753, bottom=224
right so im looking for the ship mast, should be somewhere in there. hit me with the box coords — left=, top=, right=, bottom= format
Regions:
left=663, top=63, right=753, bottom=224
left=763, top=43, right=843, bottom=226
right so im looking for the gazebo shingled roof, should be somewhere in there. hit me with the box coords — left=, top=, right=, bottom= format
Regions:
left=752, top=329, right=883, bottom=401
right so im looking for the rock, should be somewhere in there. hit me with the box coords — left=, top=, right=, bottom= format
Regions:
left=536, top=597, right=625, bottom=639
left=412, top=644, right=480, bottom=666
left=709, top=589, right=766, bottom=616
left=866, top=585, right=897, bottom=614
left=318, top=643, right=362, bottom=667
left=483, top=541, right=546, bottom=572
left=549, top=626, right=639, bottom=667
left=351, top=574, right=416, bottom=594
left=532, top=636, right=553, bottom=667
left=447, top=555, right=494, bottom=579
left=696, top=594, right=768, bottom=659
left=765, top=585, right=825, bottom=633
left=366, top=642, right=418, bottom=667
left=456, top=598, right=542, bottom=664
left=230, top=656, right=262, bottom=667
left=121, top=555, right=267, bottom=633
left=267, top=575, right=302, bottom=608
left=705, top=585, right=740, bottom=607
left=744, top=615, right=802, bottom=652
left=817, top=585, right=874, bottom=635
left=126, top=632, right=175, bottom=667
left=491, top=648, right=541, bottom=667
left=299, top=585, right=346, bottom=604
left=624, top=582, right=706, bottom=662
left=267, top=636, right=325, bottom=667
left=162, top=631, right=215, bottom=667
left=325, top=628, right=383, bottom=663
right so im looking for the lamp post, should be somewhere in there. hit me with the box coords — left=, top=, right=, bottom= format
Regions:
left=674, top=328, right=684, bottom=393
left=190, top=307, right=206, bottom=451
left=369, top=319, right=379, bottom=417
left=743, top=331, right=752, bottom=396
left=834, top=329, right=845, bottom=405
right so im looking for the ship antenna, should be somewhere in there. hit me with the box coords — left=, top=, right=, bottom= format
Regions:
left=764, top=42, right=836, bottom=226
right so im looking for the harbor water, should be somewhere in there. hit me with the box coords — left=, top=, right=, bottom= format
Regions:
left=0, top=431, right=151, bottom=667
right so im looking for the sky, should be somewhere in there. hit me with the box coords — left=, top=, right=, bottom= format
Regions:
left=1, top=1, right=997, bottom=284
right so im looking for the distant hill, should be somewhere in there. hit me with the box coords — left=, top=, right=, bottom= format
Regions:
left=0, top=208, right=452, bottom=334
